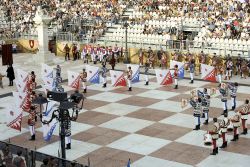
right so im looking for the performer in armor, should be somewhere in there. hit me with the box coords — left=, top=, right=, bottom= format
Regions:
left=28, top=106, right=36, bottom=140
left=230, top=111, right=241, bottom=141
left=228, top=82, right=238, bottom=110
left=189, top=59, right=195, bottom=84
left=126, top=66, right=133, bottom=91
left=101, top=64, right=107, bottom=88
left=239, top=99, right=250, bottom=135
left=144, top=61, right=150, bottom=86
left=219, top=113, right=230, bottom=148
left=190, top=97, right=202, bottom=130
left=219, top=83, right=228, bottom=115
left=80, top=69, right=87, bottom=93
left=200, top=88, right=210, bottom=125
left=209, top=118, right=220, bottom=155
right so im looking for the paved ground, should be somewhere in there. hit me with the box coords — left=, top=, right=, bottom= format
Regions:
left=0, top=53, right=250, bottom=167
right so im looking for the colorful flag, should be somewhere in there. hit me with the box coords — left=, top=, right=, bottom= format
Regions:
left=41, top=63, right=53, bottom=79
left=201, top=64, right=217, bottom=82
left=170, top=60, right=185, bottom=79
left=15, top=80, right=28, bottom=93
left=6, top=106, right=22, bottom=131
left=68, top=71, right=81, bottom=89
left=110, top=70, right=127, bottom=87
left=127, top=64, right=140, bottom=83
left=16, top=69, right=29, bottom=83
left=43, top=101, right=57, bottom=116
left=42, top=116, right=58, bottom=141
left=86, top=65, right=100, bottom=84
left=155, top=69, right=173, bottom=85
left=13, top=91, right=31, bottom=112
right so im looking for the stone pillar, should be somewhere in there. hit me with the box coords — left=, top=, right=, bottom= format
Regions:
left=33, top=6, right=54, bottom=64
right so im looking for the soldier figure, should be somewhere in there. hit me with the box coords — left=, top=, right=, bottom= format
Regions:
left=200, top=88, right=210, bottom=125
left=28, top=106, right=36, bottom=140
left=173, top=65, right=179, bottom=89
left=62, top=110, right=72, bottom=150
left=219, top=83, right=228, bottom=115
left=101, top=64, right=107, bottom=88
left=126, top=66, right=133, bottom=91
left=239, top=99, right=250, bottom=135
left=190, top=97, right=202, bottom=130
left=230, top=111, right=241, bottom=141
left=228, top=82, right=238, bottom=111
left=209, top=118, right=220, bottom=155
left=80, top=69, right=87, bottom=93
left=144, top=61, right=150, bottom=86
left=189, top=59, right=195, bottom=84
left=219, top=113, right=230, bottom=148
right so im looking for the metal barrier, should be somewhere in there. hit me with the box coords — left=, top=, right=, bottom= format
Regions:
left=0, top=141, right=85, bottom=167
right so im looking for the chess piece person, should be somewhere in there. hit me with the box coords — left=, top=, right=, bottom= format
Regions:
left=230, top=111, right=241, bottom=141
left=81, top=46, right=88, bottom=64
left=201, top=89, right=210, bottom=125
left=6, top=64, right=15, bottom=86
left=144, top=61, right=149, bottom=85
left=101, top=64, right=107, bottom=88
left=126, top=66, right=133, bottom=91
left=190, top=97, right=202, bottom=130
left=28, top=106, right=36, bottom=140
left=63, top=111, right=72, bottom=150
left=29, top=71, right=36, bottom=90
left=109, top=53, right=116, bottom=70
left=189, top=59, right=195, bottom=84
left=228, top=82, right=238, bottom=110
left=219, top=83, right=228, bottom=115
left=171, top=65, right=179, bottom=89
left=209, top=118, right=220, bottom=155
left=239, top=99, right=250, bottom=135
left=64, top=44, right=70, bottom=61
left=80, top=69, right=87, bottom=93
left=225, top=57, right=233, bottom=80
left=219, top=113, right=230, bottom=148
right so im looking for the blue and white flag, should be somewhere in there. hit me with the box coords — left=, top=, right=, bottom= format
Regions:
left=43, top=101, right=57, bottom=116
left=170, top=60, right=185, bottom=79
left=86, top=65, right=100, bottom=84
left=42, top=117, right=58, bottom=141
left=41, top=63, right=53, bottom=79
left=127, top=64, right=140, bottom=83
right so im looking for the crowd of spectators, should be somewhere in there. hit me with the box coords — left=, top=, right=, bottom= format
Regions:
left=0, top=0, right=128, bottom=40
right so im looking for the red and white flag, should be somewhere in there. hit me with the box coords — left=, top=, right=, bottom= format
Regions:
left=13, top=91, right=31, bottom=112
left=15, top=80, right=28, bottom=93
left=155, top=69, right=173, bottom=85
left=67, top=71, right=81, bottom=89
left=201, top=64, right=216, bottom=82
left=110, top=70, right=127, bottom=87
left=6, top=106, right=22, bottom=131
left=16, top=69, right=29, bottom=84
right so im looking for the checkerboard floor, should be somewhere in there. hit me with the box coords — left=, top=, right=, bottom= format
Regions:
left=1, top=74, right=250, bottom=167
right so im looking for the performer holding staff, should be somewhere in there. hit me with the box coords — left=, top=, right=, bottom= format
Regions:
left=126, top=66, right=133, bottom=91
left=80, top=69, right=87, bottom=93
left=190, top=96, right=202, bottom=130
left=209, top=118, right=220, bottom=155
left=228, top=82, right=238, bottom=111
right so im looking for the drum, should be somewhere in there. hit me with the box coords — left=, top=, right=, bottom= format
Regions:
left=203, top=133, right=212, bottom=146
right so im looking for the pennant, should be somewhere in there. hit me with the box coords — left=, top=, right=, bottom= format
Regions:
left=110, top=70, right=127, bottom=87
left=181, top=98, right=188, bottom=108
left=15, top=80, right=28, bottom=93
left=127, top=64, right=140, bottom=83
left=68, top=71, right=81, bottom=89
left=43, top=101, right=57, bottom=116
left=201, top=64, right=216, bottom=82
left=6, top=106, right=22, bottom=131
left=155, top=69, right=173, bottom=85
left=16, top=69, right=29, bottom=83
left=41, top=63, right=53, bottom=79
left=86, top=65, right=100, bottom=84
left=13, top=91, right=31, bottom=112
left=42, top=116, right=58, bottom=141
left=170, top=60, right=185, bottom=79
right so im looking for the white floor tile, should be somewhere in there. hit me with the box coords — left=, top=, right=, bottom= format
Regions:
left=160, top=113, right=195, bottom=129
left=137, top=90, right=179, bottom=100
left=87, top=92, right=131, bottom=102
left=147, top=100, right=190, bottom=112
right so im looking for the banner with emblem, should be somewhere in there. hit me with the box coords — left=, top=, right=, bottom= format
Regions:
left=67, top=71, right=81, bottom=89
left=201, top=64, right=217, bottom=82
left=170, top=60, right=185, bottom=79
left=155, top=69, right=173, bottom=85
left=16, top=69, right=29, bottom=83
left=41, top=63, right=53, bottom=79
left=42, top=116, right=58, bottom=141
left=13, top=91, right=31, bottom=112
left=86, top=65, right=100, bottom=84
left=110, top=70, right=127, bottom=87
left=127, top=64, right=140, bottom=83
left=6, top=105, right=22, bottom=131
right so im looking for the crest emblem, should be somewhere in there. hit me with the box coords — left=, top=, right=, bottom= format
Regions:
left=29, top=40, right=35, bottom=49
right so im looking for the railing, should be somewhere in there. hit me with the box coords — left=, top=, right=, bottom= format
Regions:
left=0, top=141, right=85, bottom=167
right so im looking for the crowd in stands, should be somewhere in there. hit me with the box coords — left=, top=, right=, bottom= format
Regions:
left=0, top=0, right=128, bottom=40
